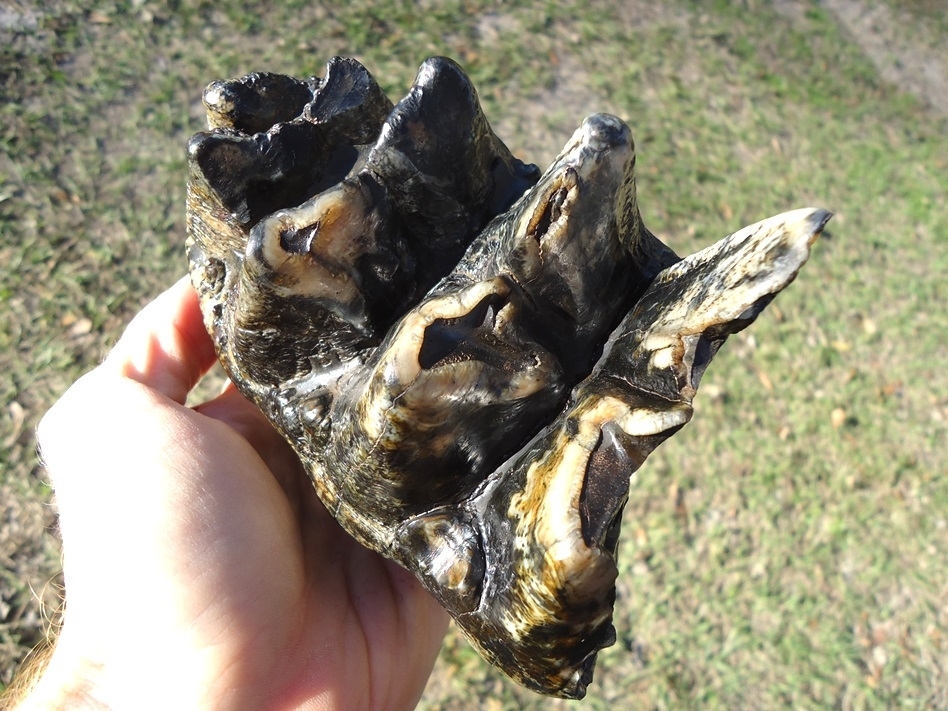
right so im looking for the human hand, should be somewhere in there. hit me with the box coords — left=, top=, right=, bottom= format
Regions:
left=18, top=277, right=448, bottom=710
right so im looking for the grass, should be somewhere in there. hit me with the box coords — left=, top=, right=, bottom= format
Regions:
left=2, top=0, right=946, bottom=706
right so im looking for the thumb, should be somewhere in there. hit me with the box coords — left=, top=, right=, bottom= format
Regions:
left=102, top=276, right=218, bottom=404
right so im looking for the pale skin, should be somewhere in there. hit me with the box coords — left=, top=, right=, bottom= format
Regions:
left=13, top=277, right=449, bottom=711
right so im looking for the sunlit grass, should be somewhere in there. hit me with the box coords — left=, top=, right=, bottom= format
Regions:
left=2, top=0, right=946, bottom=705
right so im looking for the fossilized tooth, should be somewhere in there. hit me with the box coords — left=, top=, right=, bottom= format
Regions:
left=185, top=56, right=830, bottom=699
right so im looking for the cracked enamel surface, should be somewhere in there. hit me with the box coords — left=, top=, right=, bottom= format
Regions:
left=186, top=56, right=829, bottom=699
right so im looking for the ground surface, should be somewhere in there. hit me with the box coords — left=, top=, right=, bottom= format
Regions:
left=1, top=0, right=946, bottom=708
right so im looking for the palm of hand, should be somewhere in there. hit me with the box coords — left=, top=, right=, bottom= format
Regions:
left=35, top=278, right=447, bottom=710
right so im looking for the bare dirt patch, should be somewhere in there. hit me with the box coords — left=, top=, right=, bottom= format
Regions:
left=775, top=0, right=948, bottom=118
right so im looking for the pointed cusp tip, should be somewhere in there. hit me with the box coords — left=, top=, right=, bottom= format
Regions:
left=807, top=207, right=833, bottom=234
left=777, top=207, right=832, bottom=247
left=580, top=113, right=631, bottom=150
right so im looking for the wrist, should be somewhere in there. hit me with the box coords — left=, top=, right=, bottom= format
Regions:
left=5, top=637, right=104, bottom=711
